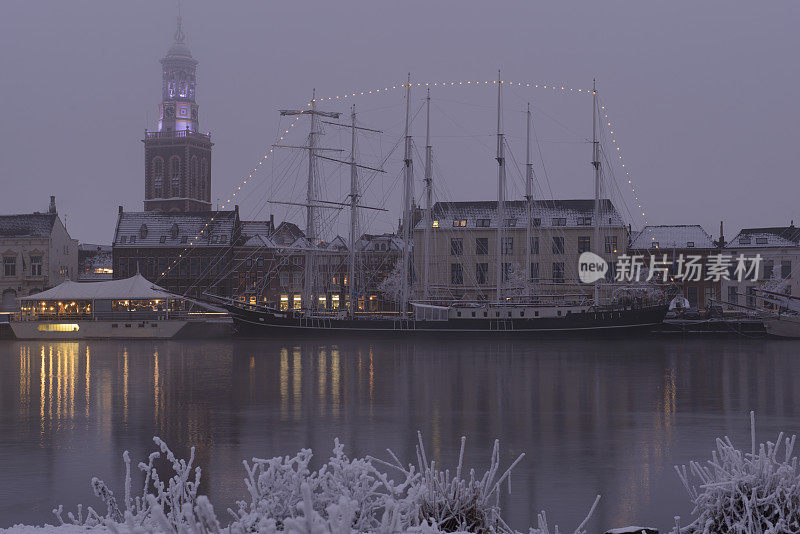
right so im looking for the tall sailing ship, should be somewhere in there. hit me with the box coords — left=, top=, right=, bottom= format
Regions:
left=221, top=75, right=667, bottom=336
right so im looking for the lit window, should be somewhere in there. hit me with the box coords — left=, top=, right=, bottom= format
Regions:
left=37, top=324, right=79, bottom=332
left=432, top=220, right=439, bottom=228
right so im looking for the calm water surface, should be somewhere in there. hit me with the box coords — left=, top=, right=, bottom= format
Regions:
left=1, top=338, right=799, bottom=531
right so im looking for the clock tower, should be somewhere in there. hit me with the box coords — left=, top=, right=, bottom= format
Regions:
left=143, top=15, right=213, bottom=212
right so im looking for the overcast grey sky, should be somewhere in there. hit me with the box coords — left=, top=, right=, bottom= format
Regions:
left=1, top=1, right=798, bottom=244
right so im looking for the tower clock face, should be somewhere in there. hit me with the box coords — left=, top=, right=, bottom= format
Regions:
left=164, top=106, right=175, bottom=118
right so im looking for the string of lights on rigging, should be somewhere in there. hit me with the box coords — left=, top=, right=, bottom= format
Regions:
left=158, top=78, right=650, bottom=281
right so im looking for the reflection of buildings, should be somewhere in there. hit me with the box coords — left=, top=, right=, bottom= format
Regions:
left=3, top=339, right=800, bottom=529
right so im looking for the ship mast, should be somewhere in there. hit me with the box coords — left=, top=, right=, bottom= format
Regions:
left=525, top=102, right=533, bottom=299
left=348, top=105, right=359, bottom=317
left=401, top=74, right=414, bottom=316
left=495, top=71, right=506, bottom=305
left=423, top=88, right=433, bottom=300
left=306, top=90, right=318, bottom=312
left=592, top=80, right=601, bottom=305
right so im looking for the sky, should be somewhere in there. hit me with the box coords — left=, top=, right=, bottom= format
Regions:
left=0, top=1, right=798, bottom=244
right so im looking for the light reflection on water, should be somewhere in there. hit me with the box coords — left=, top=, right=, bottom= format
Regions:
left=1, top=338, right=799, bottom=530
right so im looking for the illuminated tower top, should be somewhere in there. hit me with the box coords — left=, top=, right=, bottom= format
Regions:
left=158, top=15, right=199, bottom=132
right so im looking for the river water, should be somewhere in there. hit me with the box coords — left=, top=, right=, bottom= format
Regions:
left=0, top=338, right=798, bottom=531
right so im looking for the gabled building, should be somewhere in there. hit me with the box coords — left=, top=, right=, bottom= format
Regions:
left=112, top=206, right=240, bottom=298
left=0, top=197, right=78, bottom=310
left=628, top=224, right=719, bottom=309
left=412, top=199, right=627, bottom=302
left=722, top=225, right=800, bottom=309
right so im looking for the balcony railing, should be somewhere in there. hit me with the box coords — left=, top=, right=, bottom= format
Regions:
left=144, top=129, right=211, bottom=141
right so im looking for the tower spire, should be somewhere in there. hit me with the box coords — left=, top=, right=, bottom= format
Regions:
left=175, top=0, right=185, bottom=43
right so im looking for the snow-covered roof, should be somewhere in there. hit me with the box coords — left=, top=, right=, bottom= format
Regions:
left=0, top=213, right=58, bottom=238
left=241, top=220, right=274, bottom=238
left=415, top=199, right=624, bottom=230
left=357, top=233, right=404, bottom=252
left=726, top=226, right=800, bottom=248
left=19, top=274, right=174, bottom=301
left=630, top=225, right=715, bottom=250
left=113, top=210, right=237, bottom=247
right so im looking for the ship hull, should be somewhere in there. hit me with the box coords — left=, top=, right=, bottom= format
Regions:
left=227, top=305, right=667, bottom=338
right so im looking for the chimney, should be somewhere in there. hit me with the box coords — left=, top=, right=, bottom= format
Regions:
left=234, top=204, right=239, bottom=216
left=716, top=220, right=726, bottom=248
left=270, top=213, right=275, bottom=233
left=118, top=205, right=124, bottom=214
left=49, top=196, right=57, bottom=214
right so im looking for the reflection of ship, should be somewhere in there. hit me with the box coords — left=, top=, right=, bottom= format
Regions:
left=11, top=274, right=228, bottom=339
left=224, top=76, right=666, bottom=336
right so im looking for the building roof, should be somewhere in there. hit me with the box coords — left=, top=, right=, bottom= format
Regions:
left=630, top=225, right=716, bottom=250
left=113, top=210, right=238, bottom=248
left=19, top=274, right=173, bottom=301
left=272, top=221, right=305, bottom=245
left=241, top=220, right=274, bottom=239
left=726, top=226, right=800, bottom=248
left=0, top=213, right=58, bottom=238
left=415, top=199, right=624, bottom=230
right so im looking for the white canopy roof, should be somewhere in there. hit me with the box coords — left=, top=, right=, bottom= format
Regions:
left=20, top=274, right=174, bottom=301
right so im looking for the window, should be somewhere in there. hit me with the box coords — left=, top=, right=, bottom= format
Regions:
left=530, top=262, right=539, bottom=282
left=280, top=272, right=289, bottom=286
left=450, top=238, right=463, bottom=256
left=503, top=218, right=517, bottom=227
left=476, top=263, right=488, bottom=285
left=578, top=217, right=592, bottom=226
left=530, top=237, right=539, bottom=255
left=452, top=219, right=467, bottom=227
left=432, top=220, right=439, bottom=228
left=3, top=257, right=16, bottom=277
left=740, top=236, right=751, bottom=244
left=159, top=235, right=166, bottom=244
left=475, top=219, right=490, bottom=227
left=180, top=236, right=188, bottom=244
left=532, top=218, right=541, bottom=227
left=756, top=237, right=768, bottom=244
left=257, top=258, right=264, bottom=268
left=604, top=235, right=618, bottom=254
left=129, top=236, right=136, bottom=244
left=169, top=156, right=181, bottom=196
left=153, top=157, right=164, bottom=196
left=552, top=217, right=566, bottom=227
left=764, top=260, right=774, bottom=279
left=450, top=263, right=463, bottom=285
left=158, top=257, right=167, bottom=275
left=552, top=237, right=564, bottom=254
left=578, top=236, right=591, bottom=253
left=475, top=237, right=488, bottom=255
left=686, top=241, right=695, bottom=248
left=728, top=286, right=738, bottom=306
left=292, top=272, right=302, bottom=286
left=30, top=255, right=42, bottom=276
left=552, top=262, right=565, bottom=283
left=782, top=260, right=792, bottom=279
left=501, top=237, right=513, bottom=255
left=121, top=235, right=127, bottom=244
left=292, top=256, right=302, bottom=265
left=171, top=223, right=179, bottom=240
left=501, top=263, right=512, bottom=283
left=651, top=242, right=659, bottom=248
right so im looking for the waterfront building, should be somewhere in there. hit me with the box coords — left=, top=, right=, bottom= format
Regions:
left=412, top=199, right=627, bottom=303
left=628, top=224, right=720, bottom=310
left=112, top=206, right=239, bottom=298
left=722, top=224, right=800, bottom=309
left=0, top=197, right=78, bottom=310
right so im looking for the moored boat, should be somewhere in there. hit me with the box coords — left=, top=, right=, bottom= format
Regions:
left=10, top=274, right=218, bottom=340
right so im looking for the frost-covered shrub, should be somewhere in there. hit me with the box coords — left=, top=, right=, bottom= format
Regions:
left=675, top=412, right=800, bottom=534
left=53, top=434, right=599, bottom=534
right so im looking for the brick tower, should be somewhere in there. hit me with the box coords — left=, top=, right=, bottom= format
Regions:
left=143, top=15, right=213, bottom=212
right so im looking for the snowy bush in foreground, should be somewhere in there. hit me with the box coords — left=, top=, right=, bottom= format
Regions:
left=675, top=412, right=800, bottom=534
left=50, top=434, right=599, bottom=534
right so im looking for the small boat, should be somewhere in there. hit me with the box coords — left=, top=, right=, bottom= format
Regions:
left=10, top=274, right=214, bottom=339
left=764, top=314, right=800, bottom=339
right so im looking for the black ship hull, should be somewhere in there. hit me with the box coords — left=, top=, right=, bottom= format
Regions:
left=225, top=304, right=668, bottom=338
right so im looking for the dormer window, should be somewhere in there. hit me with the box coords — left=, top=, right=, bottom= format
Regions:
left=756, top=237, right=768, bottom=244
left=740, top=236, right=751, bottom=244
left=475, top=219, right=490, bottom=227
left=532, top=218, right=541, bottom=227
left=452, top=219, right=467, bottom=227
left=121, top=236, right=127, bottom=244
left=159, top=236, right=166, bottom=244
left=432, top=220, right=439, bottom=228
left=651, top=242, right=659, bottom=248
left=503, top=218, right=517, bottom=227
left=170, top=223, right=179, bottom=239
left=139, top=224, right=148, bottom=240
left=686, top=241, right=695, bottom=248
left=552, top=217, right=566, bottom=227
